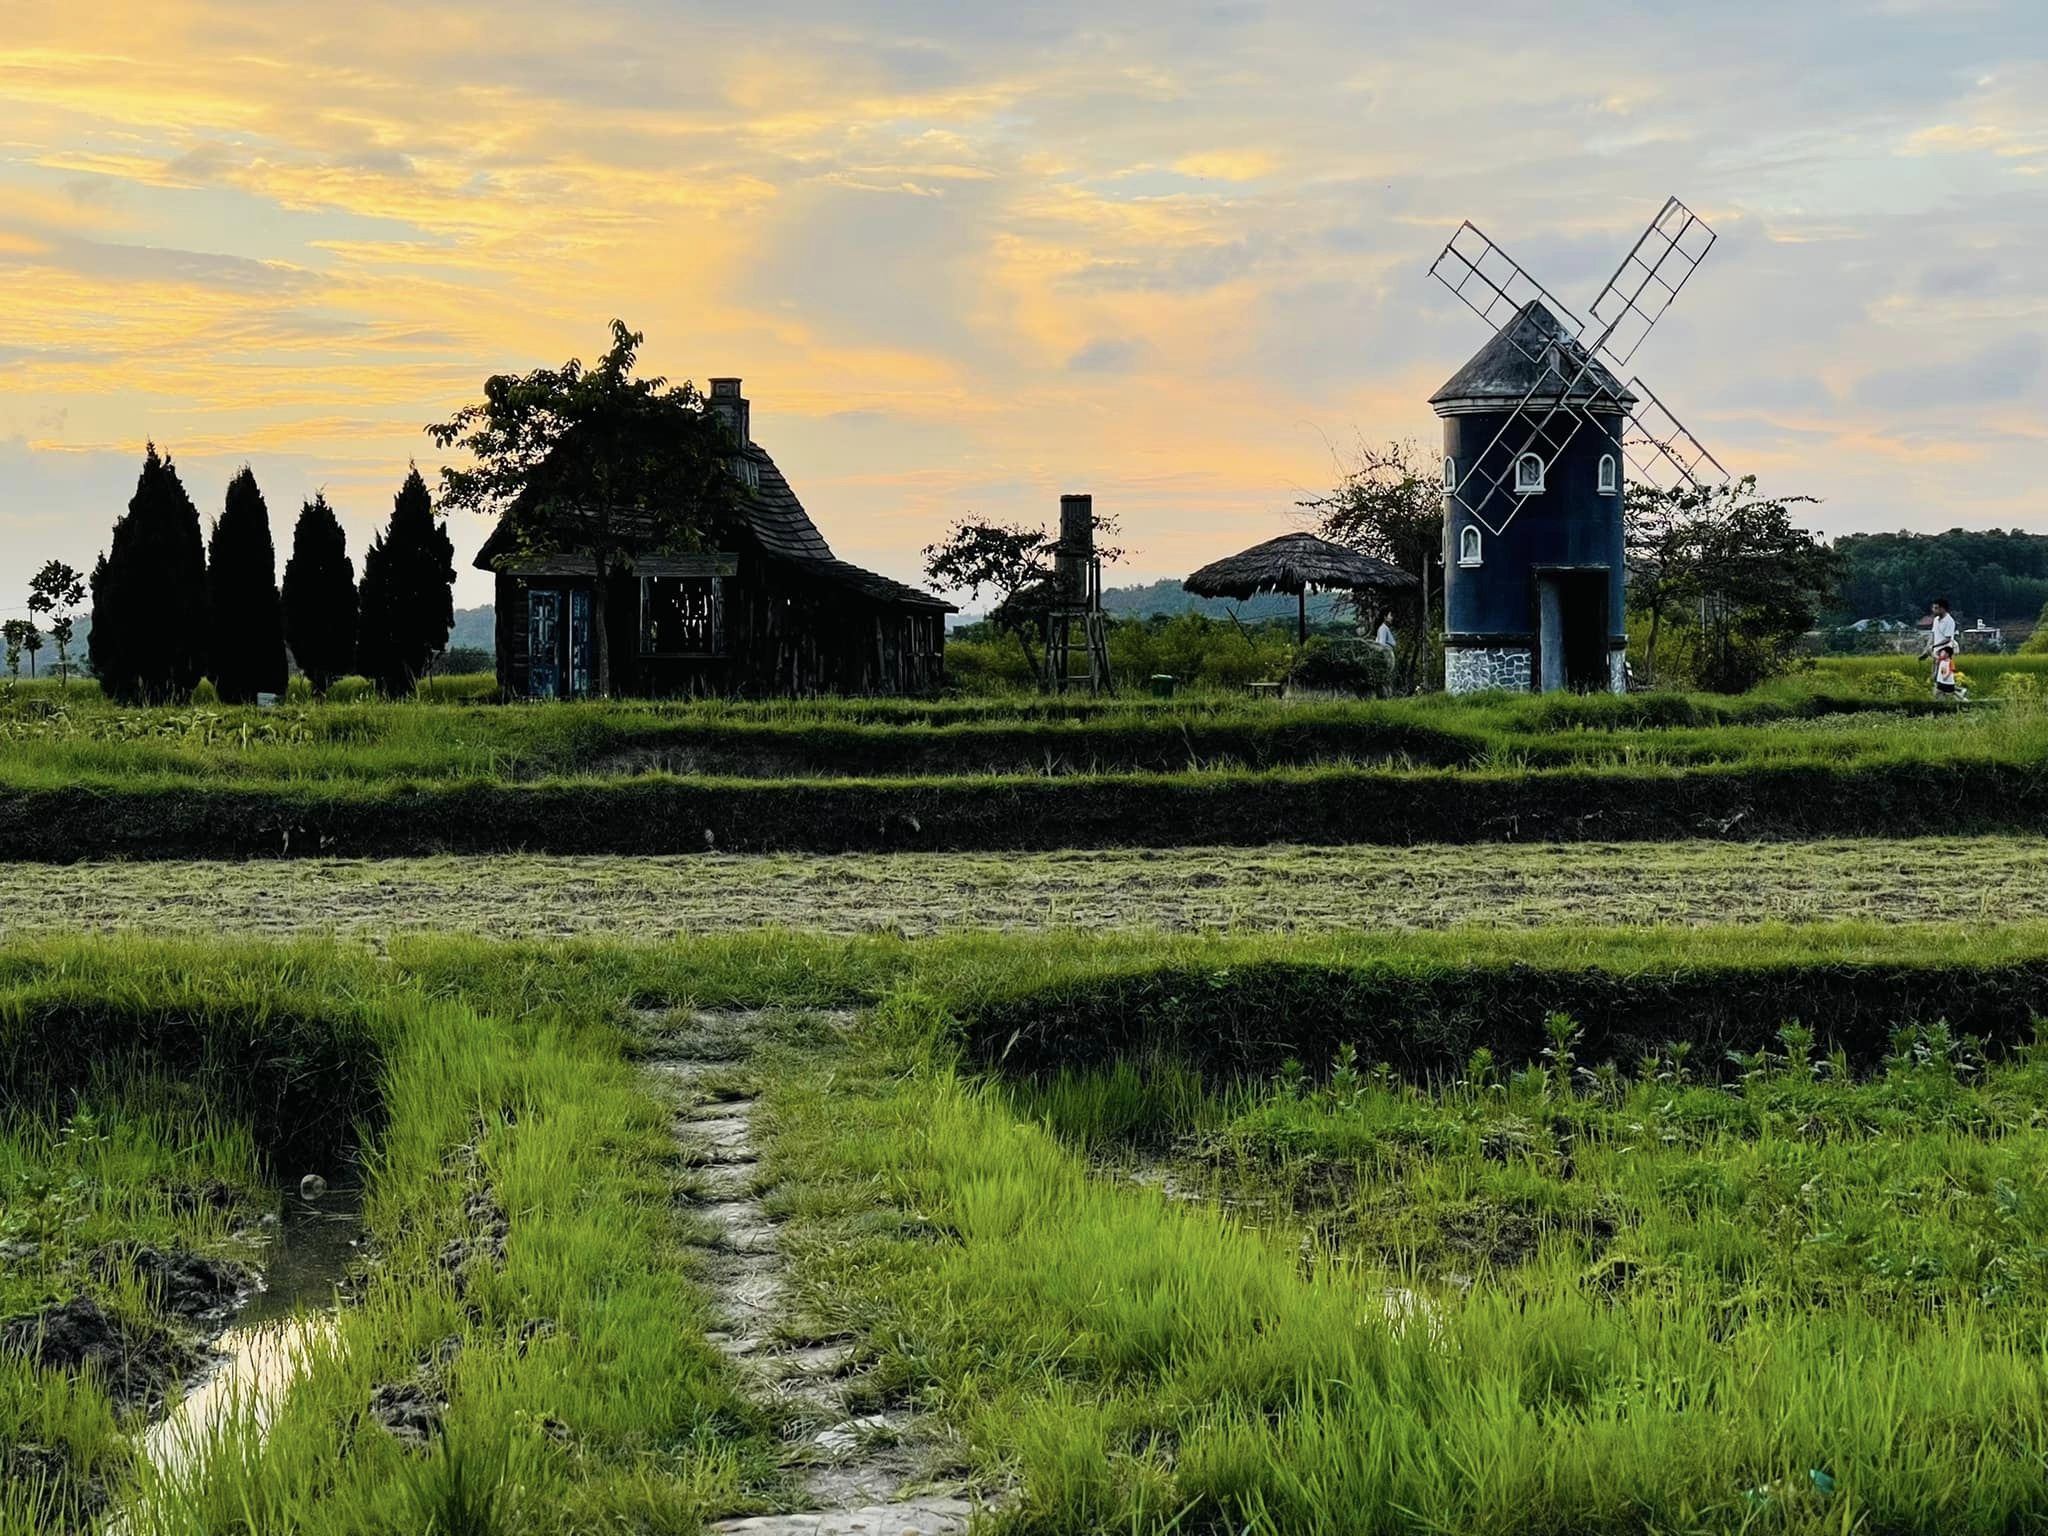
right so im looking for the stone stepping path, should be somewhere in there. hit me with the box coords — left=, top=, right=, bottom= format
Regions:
left=646, top=1016, right=980, bottom=1536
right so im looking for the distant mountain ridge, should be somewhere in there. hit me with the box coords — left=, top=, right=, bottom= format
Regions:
left=1100, top=578, right=1352, bottom=624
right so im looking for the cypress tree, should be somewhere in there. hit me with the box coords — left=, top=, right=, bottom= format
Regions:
left=281, top=493, right=357, bottom=696
left=206, top=467, right=289, bottom=702
left=356, top=466, right=457, bottom=696
left=88, top=444, right=210, bottom=704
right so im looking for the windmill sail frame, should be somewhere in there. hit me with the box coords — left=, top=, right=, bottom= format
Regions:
left=1428, top=197, right=1727, bottom=532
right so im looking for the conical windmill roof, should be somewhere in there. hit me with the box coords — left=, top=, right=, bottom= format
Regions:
left=1429, top=300, right=1636, bottom=412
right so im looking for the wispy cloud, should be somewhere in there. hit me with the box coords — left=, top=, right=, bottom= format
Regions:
left=2, top=0, right=2046, bottom=598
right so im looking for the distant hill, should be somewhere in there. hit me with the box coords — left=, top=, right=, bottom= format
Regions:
left=451, top=606, right=495, bottom=652
left=36, top=607, right=500, bottom=680
left=1101, top=578, right=1351, bottom=624
left=1829, top=529, right=2048, bottom=626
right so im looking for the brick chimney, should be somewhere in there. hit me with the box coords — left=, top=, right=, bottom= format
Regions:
left=708, top=377, right=750, bottom=447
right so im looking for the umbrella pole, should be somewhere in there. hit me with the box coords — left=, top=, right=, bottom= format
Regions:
left=1297, top=588, right=1306, bottom=645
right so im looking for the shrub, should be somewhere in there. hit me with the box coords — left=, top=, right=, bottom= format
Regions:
left=1994, top=671, right=2041, bottom=708
left=1287, top=636, right=1390, bottom=696
left=435, top=645, right=494, bottom=676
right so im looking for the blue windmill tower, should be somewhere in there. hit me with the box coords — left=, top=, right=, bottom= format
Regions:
left=1426, top=198, right=1728, bottom=694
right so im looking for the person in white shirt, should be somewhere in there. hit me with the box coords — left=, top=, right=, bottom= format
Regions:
left=1374, top=611, right=1396, bottom=650
left=1927, top=598, right=1957, bottom=654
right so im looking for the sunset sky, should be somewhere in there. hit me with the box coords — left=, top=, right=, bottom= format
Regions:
left=3, top=1, right=2046, bottom=610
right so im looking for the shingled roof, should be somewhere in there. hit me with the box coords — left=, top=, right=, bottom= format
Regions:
left=473, top=435, right=953, bottom=613
left=1430, top=300, right=1636, bottom=412
left=736, top=442, right=836, bottom=562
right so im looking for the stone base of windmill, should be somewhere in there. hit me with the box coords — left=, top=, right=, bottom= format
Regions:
left=1444, top=646, right=1533, bottom=695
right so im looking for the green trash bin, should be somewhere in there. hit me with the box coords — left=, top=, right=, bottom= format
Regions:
left=1147, top=673, right=1177, bottom=698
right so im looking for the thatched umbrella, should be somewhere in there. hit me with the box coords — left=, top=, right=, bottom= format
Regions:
left=1182, top=532, right=1419, bottom=642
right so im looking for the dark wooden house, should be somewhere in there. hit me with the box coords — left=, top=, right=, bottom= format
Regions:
left=476, top=379, right=954, bottom=698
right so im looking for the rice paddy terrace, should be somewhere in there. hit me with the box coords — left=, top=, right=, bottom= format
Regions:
left=6, top=661, right=2048, bottom=1533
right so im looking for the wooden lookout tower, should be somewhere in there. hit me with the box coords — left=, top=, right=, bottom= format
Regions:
left=1044, top=493, right=1110, bottom=692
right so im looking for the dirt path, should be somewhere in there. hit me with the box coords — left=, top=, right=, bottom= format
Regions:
left=647, top=1012, right=978, bottom=1535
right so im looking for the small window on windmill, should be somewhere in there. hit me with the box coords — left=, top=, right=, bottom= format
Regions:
left=1442, top=456, right=1456, bottom=492
left=1458, top=525, right=1483, bottom=567
left=1514, top=453, right=1545, bottom=493
left=1598, top=454, right=1618, bottom=495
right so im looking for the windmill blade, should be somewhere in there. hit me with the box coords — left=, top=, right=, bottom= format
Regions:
left=1584, top=197, right=1716, bottom=368
left=1621, top=375, right=1729, bottom=491
left=1430, top=220, right=1584, bottom=339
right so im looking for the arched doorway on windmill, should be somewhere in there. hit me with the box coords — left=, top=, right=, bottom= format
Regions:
left=1534, top=566, right=1611, bottom=692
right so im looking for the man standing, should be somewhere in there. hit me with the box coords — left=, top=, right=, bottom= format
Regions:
left=1928, top=598, right=1957, bottom=654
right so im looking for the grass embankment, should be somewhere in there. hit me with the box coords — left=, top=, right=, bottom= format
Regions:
left=0, top=940, right=773, bottom=1534
left=8, top=753, right=2048, bottom=859
left=2, top=670, right=2039, bottom=787
left=6, top=673, right=2045, bottom=858
left=3, top=836, right=2043, bottom=941
left=762, top=993, right=2048, bottom=1532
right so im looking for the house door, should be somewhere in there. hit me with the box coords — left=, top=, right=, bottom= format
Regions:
left=567, top=588, right=592, bottom=696
left=527, top=587, right=593, bottom=700
left=528, top=589, right=563, bottom=698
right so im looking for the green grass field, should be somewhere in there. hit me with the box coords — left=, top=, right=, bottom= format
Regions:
left=9, top=927, right=2048, bottom=1531
left=5, top=664, right=2043, bottom=788
left=8, top=657, right=2048, bottom=1531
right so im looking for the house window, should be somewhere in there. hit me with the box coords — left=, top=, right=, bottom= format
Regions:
left=1442, top=456, right=1456, bottom=491
left=639, top=575, right=726, bottom=656
left=1598, top=454, right=1618, bottom=495
left=1514, top=453, right=1545, bottom=493
left=1458, top=525, right=1483, bottom=567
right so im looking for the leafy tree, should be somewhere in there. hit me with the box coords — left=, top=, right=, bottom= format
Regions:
left=282, top=493, right=358, bottom=696
left=2, top=618, right=40, bottom=678
left=1828, top=528, right=2048, bottom=625
left=89, top=444, right=210, bottom=704
left=1300, top=438, right=1444, bottom=686
left=205, top=468, right=289, bottom=702
left=436, top=644, right=495, bottom=675
left=2022, top=599, right=2048, bottom=655
left=26, top=561, right=84, bottom=684
left=1625, top=475, right=1837, bottom=692
left=357, top=466, right=457, bottom=696
left=428, top=319, right=733, bottom=695
left=923, top=512, right=1124, bottom=676
left=923, top=521, right=1052, bottom=671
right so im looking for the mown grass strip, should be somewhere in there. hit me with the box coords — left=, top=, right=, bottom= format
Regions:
left=5, top=756, right=2048, bottom=859
left=8, top=836, right=2042, bottom=941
